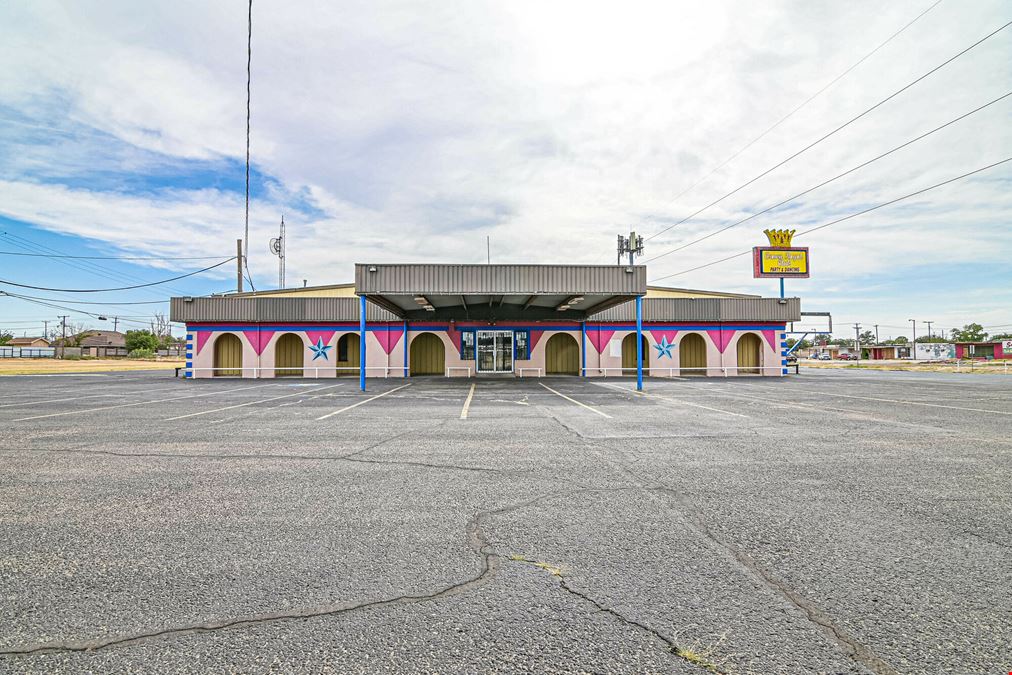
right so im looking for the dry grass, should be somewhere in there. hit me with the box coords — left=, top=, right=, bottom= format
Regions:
left=803, top=360, right=1010, bottom=375
left=0, top=358, right=184, bottom=376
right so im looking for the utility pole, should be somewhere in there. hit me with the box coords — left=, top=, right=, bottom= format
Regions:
left=874, top=324, right=879, bottom=345
left=924, top=321, right=933, bottom=339
left=236, top=239, right=244, bottom=293
left=617, top=231, right=644, bottom=266
left=853, top=323, right=861, bottom=363
left=909, top=319, right=917, bottom=360
left=43, top=320, right=49, bottom=341
left=58, top=315, right=68, bottom=359
left=112, top=317, right=119, bottom=333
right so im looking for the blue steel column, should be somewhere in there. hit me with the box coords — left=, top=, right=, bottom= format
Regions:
left=402, top=320, right=408, bottom=377
left=780, top=277, right=785, bottom=298
left=359, top=295, right=367, bottom=391
left=635, top=296, right=643, bottom=391
left=581, top=321, right=587, bottom=377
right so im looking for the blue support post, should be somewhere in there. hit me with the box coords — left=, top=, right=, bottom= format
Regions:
left=402, top=320, right=408, bottom=378
left=779, top=277, right=785, bottom=299
left=359, top=295, right=367, bottom=391
left=581, top=321, right=587, bottom=377
left=635, top=296, right=643, bottom=391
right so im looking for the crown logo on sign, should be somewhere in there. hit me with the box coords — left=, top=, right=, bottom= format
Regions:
left=763, top=228, right=795, bottom=247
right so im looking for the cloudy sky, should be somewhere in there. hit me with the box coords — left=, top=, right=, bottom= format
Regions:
left=1, top=0, right=1010, bottom=340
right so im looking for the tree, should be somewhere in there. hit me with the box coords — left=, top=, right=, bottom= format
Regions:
left=64, top=324, right=93, bottom=347
left=992, top=332, right=1012, bottom=341
left=888, top=336, right=909, bottom=344
left=125, top=329, right=160, bottom=352
left=0, top=331, right=12, bottom=346
left=786, top=338, right=812, bottom=350
left=950, top=323, right=988, bottom=343
left=859, top=330, right=875, bottom=345
left=914, top=335, right=947, bottom=343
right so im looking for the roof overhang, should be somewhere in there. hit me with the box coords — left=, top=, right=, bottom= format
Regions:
left=355, top=263, right=646, bottom=321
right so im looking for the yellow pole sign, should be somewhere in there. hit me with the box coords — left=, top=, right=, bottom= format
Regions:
left=753, top=228, right=810, bottom=278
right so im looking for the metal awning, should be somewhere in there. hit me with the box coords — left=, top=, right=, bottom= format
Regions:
left=354, top=263, right=646, bottom=321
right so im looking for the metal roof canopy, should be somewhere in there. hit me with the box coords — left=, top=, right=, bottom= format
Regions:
left=355, top=263, right=646, bottom=321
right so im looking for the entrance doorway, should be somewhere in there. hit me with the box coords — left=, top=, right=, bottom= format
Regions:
left=545, top=333, right=579, bottom=375
left=410, top=332, right=445, bottom=375
left=213, top=333, right=243, bottom=376
left=679, top=333, right=706, bottom=375
left=621, top=333, right=649, bottom=374
left=737, top=333, right=762, bottom=375
left=275, top=333, right=303, bottom=376
left=476, top=330, right=513, bottom=374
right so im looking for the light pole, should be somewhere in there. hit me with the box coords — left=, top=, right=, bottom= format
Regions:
left=909, top=319, right=917, bottom=360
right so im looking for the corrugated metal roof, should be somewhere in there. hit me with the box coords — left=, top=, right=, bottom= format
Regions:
left=590, top=297, right=801, bottom=322
left=355, top=264, right=646, bottom=295
left=170, top=297, right=398, bottom=323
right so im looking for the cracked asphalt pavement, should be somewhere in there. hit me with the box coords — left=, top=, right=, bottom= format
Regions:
left=1, top=369, right=1010, bottom=673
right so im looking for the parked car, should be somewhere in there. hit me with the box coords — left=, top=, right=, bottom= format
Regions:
left=837, top=353, right=858, bottom=360
left=817, top=353, right=832, bottom=360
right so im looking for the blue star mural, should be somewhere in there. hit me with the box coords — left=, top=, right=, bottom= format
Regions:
left=653, top=336, right=674, bottom=359
left=308, top=337, right=332, bottom=361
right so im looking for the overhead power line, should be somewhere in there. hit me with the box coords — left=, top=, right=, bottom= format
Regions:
left=0, top=251, right=233, bottom=261
left=0, top=292, right=168, bottom=306
left=644, top=90, right=1012, bottom=264
left=643, top=19, right=1012, bottom=244
left=0, top=257, right=236, bottom=293
left=653, top=0, right=944, bottom=219
left=648, top=155, right=1012, bottom=282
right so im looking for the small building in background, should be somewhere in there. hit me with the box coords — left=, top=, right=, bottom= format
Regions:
left=914, top=343, right=955, bottom=360
left=954, top=340, right=1011, bottom=360
left=8, top=336, right=51, bottom=348
left=866, top=344, right=911, bottom=360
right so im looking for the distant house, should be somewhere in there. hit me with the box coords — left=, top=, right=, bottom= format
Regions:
left=53, top=330, right=127, bottom=348
left=8, top=337, right=51, bottom=348
left=866, top=344, right=912, bottom=360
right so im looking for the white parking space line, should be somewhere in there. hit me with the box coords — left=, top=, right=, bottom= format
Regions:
left=166, top=383, right=342, bottom=420
left=460, top=382, right=476, bottom=419
left=317, top=383, right=412, bottom=420
left=539, top=383, right=612, bottom=418
left=594, top=381, right=748, bottom=418
left=0, top=393, right=123, bottom=409
left=740, top=382, right=1012, bottom=416
left=12, top=384, right=280, bottom=422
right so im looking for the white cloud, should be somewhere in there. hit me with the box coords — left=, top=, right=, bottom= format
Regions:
left=0, top=0, right=1010, bottom=333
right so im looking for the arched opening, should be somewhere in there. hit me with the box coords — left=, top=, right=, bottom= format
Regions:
left=736, top=333, right=762, bottom=375
left=274, top=333, right=303, bottom=376
left=213, top=333, right=243, bottom=376
left=621, top=333, right=649, bottom=374
left=545, top=333, right=579, bottom=375
left=679, top=333, right=706, bottom=376
left=336, top=333, right=360, bottom=376
left=410, top=332, right=445, bottom=375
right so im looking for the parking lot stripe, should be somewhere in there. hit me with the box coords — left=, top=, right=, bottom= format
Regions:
left=316, top=383, right=412, bottom=420
left=0, top=393, right=122, bottom=408
left=460, top=382, right=476, bottom=419
left=742, top=382, right=1012, bottom=416
left=538, top=382, right=612, bottom=418
left=165, top=383, right=344, bottom=420
left=594, top=381, right=748, bottom=418
left=11, top=384, right=279, bottom=422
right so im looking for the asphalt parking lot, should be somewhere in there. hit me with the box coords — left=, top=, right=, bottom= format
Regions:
left=1, top=369, right=1010, bottom=674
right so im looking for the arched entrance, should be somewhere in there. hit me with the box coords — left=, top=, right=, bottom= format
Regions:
left=275, top=333, right=303, bottom=376
left=213, top=333, right=243, bottom=376
left=736, top=333, right=762, bottom=375
left=679, top=333, right=706, bottom=376
left=545, top=333, right=579, bottom=375
left=621, top=333, right=649, bottom=374
left=336, top=333, right=360, bottom=376
left=410, top=332, right=445, bottom=375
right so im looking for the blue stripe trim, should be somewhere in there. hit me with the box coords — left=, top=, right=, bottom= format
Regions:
left=185, top=352, right=193, bottom=358
left=184, top=372, right=192, bottom=378
left=782, top=368, right=789, bottom=375
left=780, top=341, right=788, bottom=347
left=186, top=333, right=194, bottom=340
left=186, top=361, right=193, bottom=368
left=781, top=359, right=788, bottom=365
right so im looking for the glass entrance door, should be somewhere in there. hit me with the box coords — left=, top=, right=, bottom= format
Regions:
left=476, top=330, right=514, bottom=373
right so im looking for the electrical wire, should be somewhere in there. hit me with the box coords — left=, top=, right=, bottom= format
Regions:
left=643, top=19, right=1012, bottom=245
left=648, top=155, right=1012, bottom=282
left=644, top=90, right=1012, bottom=264
left=651, top=0, right=944, bottom=222
left=0, top=257, right=236, bottom=292
left=0, top=251, right=234, bottom=260
left=0, top=292, right=169, bottom=305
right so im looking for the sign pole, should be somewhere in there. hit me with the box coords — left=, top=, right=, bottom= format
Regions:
left=779, top=277, right=785, bottom=299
